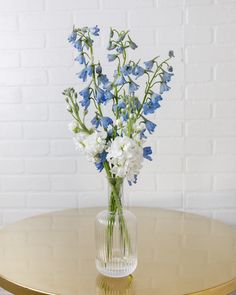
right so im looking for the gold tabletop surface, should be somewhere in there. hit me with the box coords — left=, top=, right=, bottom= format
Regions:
left=0, top=208, right=236, bottom=295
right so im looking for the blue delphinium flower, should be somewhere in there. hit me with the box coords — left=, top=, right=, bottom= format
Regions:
left=132, top=65, right=145, bottom=79
left=95, top=151, right=107, bottom=172
left=143, top=147, right=152, bottom=161
left=145, top=120, right=156, bottom=134
left=169, top=50, right=175, bottom=58
left=68, top=31, right=77, bottom=43
left=121, top=64, right=132, bottom=76
left=151, top=93, right=162, bottom=109
left=143, top=98, right=160, bottom=115
left=108, top=54, right=117, bottom=62
left=129, top=81, right=139, bottom=93
left=90, top=25, right=100, bottom=36
left=114, top=75, right=126, bottom=86
left=104, top=90, right=113, bottom=102
left=80, top=96, right=90, bottom=109
left=144, top=59, right=154, bottom=70
left=128, top=174, right=138, bottom=186
left=79, top=87, right=90, bottom=109
left=79, top=87, right=90, bottom=99
left=160, top=82, right=170, bottom=94
left=168, top=65, right=173, bottom=72
left=97, top=74, right=109, bottom=86
left=140, top=129, right=147, bottom=139
left=87, top=65, right=93, bottom=77
left=75, top=53, right=85, bottom=64
left=96, top=64, right=102, bottom=74
left=101, top=117, right=113, bottom=129
left=163, top=71, right=173, bottom=83
left=77, top=67, right=88, bottom=82
left=96, top=88, right=106, bottom=104
left=91, top=116, right=101, bottom=128
left=128, top=38, right=138, bottom=50
left=118, top=100, right=126, bottom=109
left=74, top=39, right=83, bottom=51
left=116, top=46, right=125, bottom=53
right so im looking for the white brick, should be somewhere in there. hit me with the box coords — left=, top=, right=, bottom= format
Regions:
left=214, top=174, right=236, bottom=190
left=186, top=82, right=236, bottom=101
left=0, top=0, right=44, bottom=11
left=213, top=211, right=236, bottom=226
left=0, top=194, right=26, bottom=208
left=47, top=0, right=99, bottom=10
left=0, top=159, right=24, bottom=174
left=157, top=0, right=184, bottom=6
left=49, top=103, right=71, bottom=121
left=46, top=31, right=70, bottom=48
left=186, top=156, right=236, bottom=172
left=157, top=27, right=183, bottom=45
left=128, top=8, right=182, bottom=27
left=22, top=86, right=65, bottom=103
left=0, top=104, right=47, bottom=121
left=158, top=101, right=184, bottom=120
left=2, top=176, right=50, bottom=191
left=155, top=156, right=183, bottom=172
left=157, top=173, right=183, bottom=190
left=186, top=64, right=212, bottom=82
left=186, top=119, right=236, bottom=137
left=185, top=26, right=212, bottom=44
left=27, top=193, right=77, bottom=208
left=21, top=49, right=73, bottom=67
left=213, top=101, right=236, bottom=118
left=185, top=0, right=213, bottom=5
left=129, top=191, right=183, bottom=209
left=0, top=69, right=47, bottom=86
left=185, top=139, right=212, bottom=155
left=0, top=87, right=21, bottom=103
left=0, top=33, right=45, bottom=49
left=23, top=122, right=70, bottom=139
left=102, top=0, right=153, bottom=9
left=0, top=52, right=19, bottom=68
left=184, top=174, right=212, bottom=191
left=50, top=140, right=77, bottom=156
left=186, top=46, right=236, bottom=63
left=215, top=63, right=236, bottom=81
left=187, top=193, right=236, bottom=209
left=216, top=25, right=236, bottom=43
left=51, top=175, right=103, bottom=191
left=48, top=68, right=78, bottom=85
left=157, top=138, right=184, bottom=155
left=20, top=13, right=72, bottom=30
left=0, top=15, right=18, bottom=31
left=214, top=139, right=236, bottom=154
left=77, top=157, right=96, bottom=173
left=185, top=102, right=212, bottom=119
left=158, top=120, right=183, bottom=137
left=0, top=141, right=49, bottom=156
left=26, top=158, right=76, bottom=174
left=74, top=11, right=127, bottom=27
left=0, top=123, right=22, bottom=139
left=79, top=191, right=106, bottom=208
left=187, top=5, right=236, bottom=25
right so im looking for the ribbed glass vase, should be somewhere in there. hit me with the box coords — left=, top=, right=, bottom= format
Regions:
left=95, top=177, right=137, bottom=278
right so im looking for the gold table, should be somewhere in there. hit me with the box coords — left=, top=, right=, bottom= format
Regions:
left=0, top=208, right=236, bottom=295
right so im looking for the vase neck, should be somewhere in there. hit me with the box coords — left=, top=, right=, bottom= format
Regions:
left=107, top=177, right=126, bottom=213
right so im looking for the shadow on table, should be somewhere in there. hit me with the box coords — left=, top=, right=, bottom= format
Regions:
left=96, top=274, right=135, bottom=294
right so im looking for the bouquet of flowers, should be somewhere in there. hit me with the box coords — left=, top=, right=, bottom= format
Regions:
left=63, top=25, right=174, bottom=273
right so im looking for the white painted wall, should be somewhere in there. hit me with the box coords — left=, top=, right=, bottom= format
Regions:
left=0, top=0, right=236, bottom=226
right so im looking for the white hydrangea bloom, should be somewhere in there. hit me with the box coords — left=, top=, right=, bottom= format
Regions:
left=106, top=136, right=143, bottom=181
left=68, top=121, right=79, bottom=133
left=74, top=130, right=107, bottom=162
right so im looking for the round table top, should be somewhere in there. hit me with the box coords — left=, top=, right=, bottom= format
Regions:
left=0, top=207, right=236, bottom=295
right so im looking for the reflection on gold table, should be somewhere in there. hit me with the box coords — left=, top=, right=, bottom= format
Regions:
left=0, top=208, right=236, bottom=295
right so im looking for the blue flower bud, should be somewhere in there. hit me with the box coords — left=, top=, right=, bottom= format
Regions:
left=68, top=31, right=77, bottom=43
left=74, top=39, right=83, bottom=51
left=144, top=60, right=154, bottom=71
left=169, top=50, right=175, bottom=58
left=107, top=54, right=117, bottom=62
left=90, top=25, right=100, bottom=36
left=143, top=146, right=152, bottom=161
left=75, top=53, right=85, bottom=64
left=160, top=82, right=170, bottom=94
left=96, top=64, right=102, bottom=74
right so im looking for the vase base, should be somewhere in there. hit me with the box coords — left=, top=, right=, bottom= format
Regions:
left=96, top=257, right=137, bottom=278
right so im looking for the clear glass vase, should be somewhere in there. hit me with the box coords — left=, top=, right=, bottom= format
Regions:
left=95, top=177, right=137, bottom=278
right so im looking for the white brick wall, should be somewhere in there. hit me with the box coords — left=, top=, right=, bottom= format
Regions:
left=0, top=0, right=235, bottom=227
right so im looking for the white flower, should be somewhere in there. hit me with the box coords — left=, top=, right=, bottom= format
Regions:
left=106, top=136, right=143, bottom=181
left=68, top=121, right=79, bottom=133
left=74, top=130, right=107, bottom=162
